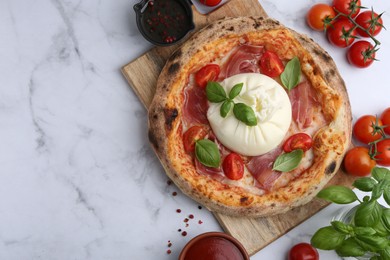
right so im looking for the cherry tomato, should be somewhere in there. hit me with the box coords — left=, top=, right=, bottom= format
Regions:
left=259, top=51, right=284, bottom=78
left=306, top=4, right=336, bottom=31
left=222, top=153, right=244, bottom=180
left=183, top=126, right=208, bottom=153
left=327, top=19, right=357, bottom=48
left=344, top=147, right=376, bottom=176
left=353, top=115, right=383, bottom=144
left=283, top=133, right=313, bottom=153
left=199, top=0, right=222, bottom=7
left=375, top=139, right=390, bottom=166
left=355, top=11, right=383, bottom=37
left=380, top=108, right=390, bottom=135
left=195, top=64, right=220, bottom=89
left=347, top=41, right=376, bottom=68
left=288, top=243, right=319, bottom=260
left=333, top=0, right=361, bottom=18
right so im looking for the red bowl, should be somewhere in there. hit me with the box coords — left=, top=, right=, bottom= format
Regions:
left=179, top=232, right=250, bottom=260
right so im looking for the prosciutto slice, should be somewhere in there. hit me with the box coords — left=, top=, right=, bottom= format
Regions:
left=219, top=44, right=264, bottom=79
left=183, top=84, right=209, bottom=125
left=289, top=81, right=317, bottom=130
left=246, top=146, right=283, bottom=191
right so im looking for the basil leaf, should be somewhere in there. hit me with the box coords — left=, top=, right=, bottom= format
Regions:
left=354, top=201, right=382, bottom=227
left=381, top=208, right=390, bottom=232
left=372, top=167, right=390, bottom=182
left=373, top=218, right=389, bottom=237
left=206, top=81, right=227, bottom=103
left=371, top=180, right=389, bottom=201
left=229, top=83, right=243, bottom=99
left=272, top=149, right=303, bottom=172
left=353, top=177, right=377, bottom=192
left=335, top=237, right=366, bottom=257
left=195, top=139, right=221, bottom=168
left=311, top=226, right=346, bottom=250
left=220, top=100, right=233, bottom=118
left=384, top=189, right=390, bottom=207
left=317, top=186, right=358, bottom=204
left=331, top=221, right=353, bottom=234
left=354, top=226, right=377, bottom=236
left=380, top=247, right=390, bottom=259
left=233, top=103, right=257, bottom=126
left=280, top=57, right=301, bottom=90
left=356, top=235, right=388, bottom=251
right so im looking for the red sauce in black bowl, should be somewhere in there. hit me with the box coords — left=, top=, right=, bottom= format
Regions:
left=179, top=232, right=249, bottom=260
left=134, top=0, right=195, bottom=46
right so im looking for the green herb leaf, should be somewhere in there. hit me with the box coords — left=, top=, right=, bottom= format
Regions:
left=335, top=237, right=366, bottom=257
left=195, top=139, right=221, bottom=168
left=311, top=226, right=346, bottom=250
left=354, top=201, right=382, bottom=227
left=381, top=209, right=390, bottom=232
left=272, top=149, right=303, bottom=172
left=280, top=57, right=301, bottom=90
left=379, top=247, right=390, bottom=260
left=372, top=167, right=390, bottom=182
left=229, top=83, right=243, bottom=99
left=317, top=186, right=358, bottom=204
left=356, top=235, right=388, bottom=251
left=331, top=221, right=353, bottom=234
left=353, top=177, right=377, bottom=192
left=233, top=103, right=258, bottom=126
left=354, top=226, right=377, bottom=237
left=384, top=189, right=390, bottom=207
left=220, top=100, right=233, bottom=118
left=206, top=81, right=227, bottom=103
left=371, top=180, right=389, bottom=201
left=373, top=218, right=389, bottom=237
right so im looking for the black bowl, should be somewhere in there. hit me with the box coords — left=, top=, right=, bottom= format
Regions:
left=134, top=0, right=195, bottom=46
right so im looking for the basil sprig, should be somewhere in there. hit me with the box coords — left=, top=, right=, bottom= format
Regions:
left=272, top=149, right=303, bottom=172
left=280, top=57, right=301, bottom=90
left=206, top=82, right=257, bottom=126
left=195, top=139, right=220, bottom=168
left=311, top=167, right=390, bottom=259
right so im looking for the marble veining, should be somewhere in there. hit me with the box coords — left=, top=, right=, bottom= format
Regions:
left=1, top=0, right=389, bottom=259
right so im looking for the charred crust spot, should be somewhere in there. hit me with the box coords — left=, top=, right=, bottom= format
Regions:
left=227, top=26, right=234, bottom=31
left=326, top=161, right=337, bottom=175
left=148, top=130, right=159, bottom=150
left=240, top=197, right=248, bottom=204
left=170, top=49, right=182, bottom=61
left=153, top=113, right=158, bottom=120
left=271, top=203, right=276, bottom=207
left=168, top=63, right=180, bottom=75
left=162, top=84, right=168, bottom=90
left=164, top=108, right=178, bottom=130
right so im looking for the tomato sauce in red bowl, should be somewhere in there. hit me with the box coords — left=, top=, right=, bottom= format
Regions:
left=134, top=0, right=195, bottom=46
left=179, top=232, right=250, bottom=260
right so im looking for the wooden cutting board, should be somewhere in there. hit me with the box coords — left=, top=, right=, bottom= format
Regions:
left=122, top=0, right=356, bottom=255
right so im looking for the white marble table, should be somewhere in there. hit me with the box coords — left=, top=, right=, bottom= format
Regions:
left=1, top=0, right=390, bottom=259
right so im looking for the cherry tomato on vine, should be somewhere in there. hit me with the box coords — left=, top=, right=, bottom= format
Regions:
left=199, top=0, right=222, bottom=7
left=353, top=115, right=383, bottom=144
left=332, top=0, right=361, bottom=18
left=288, top=243, right=319, bottom=260
left=283, top=133, right=313, bottom=153
left=355, top=11, right=383, bottom=37
left=222, top=153, right=244, bottom=180
left=327, top=19, right=357, bottom=48
left=375, top=139, right=390, bottom=166
left=380, top=107, right=390, bottom=135
left=306, top=4, right=336, bottom=31
left=183, top=126, right=208, bottom=153
left=347, top=41, right=376, bottom=68
left=259, top=50, right=284, bottom=78
left=344, top=147, right=376, bottom=177
left=195, top=64, right=220, bottom=88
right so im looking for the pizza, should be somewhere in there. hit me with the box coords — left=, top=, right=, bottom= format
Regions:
left=148, top=16, right=352, bottom=217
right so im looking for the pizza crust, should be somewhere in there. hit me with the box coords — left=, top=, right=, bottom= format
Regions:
left=148, top=16, right=352, bottom=217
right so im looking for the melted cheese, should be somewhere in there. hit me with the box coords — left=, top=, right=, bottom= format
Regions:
left=207, top=73, right=292, bottom=156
